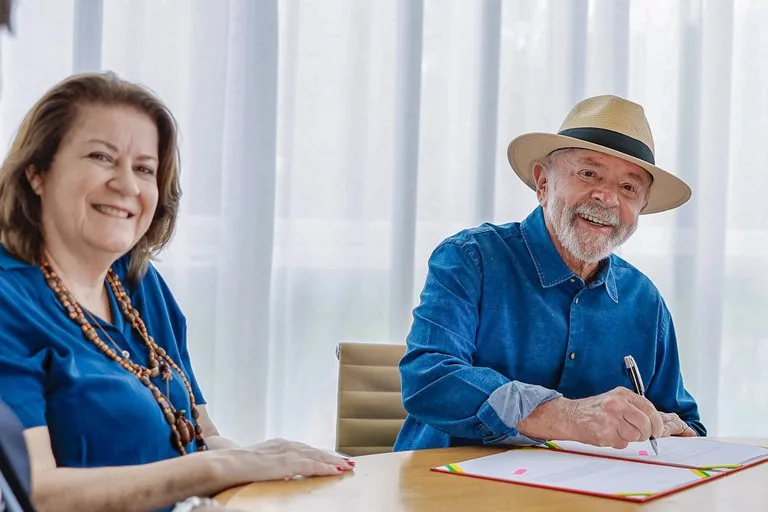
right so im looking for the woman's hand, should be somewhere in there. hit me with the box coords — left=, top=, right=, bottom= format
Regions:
left=215, top=438, right=354, bottom=484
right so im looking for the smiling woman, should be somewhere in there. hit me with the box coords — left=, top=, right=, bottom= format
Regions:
left=29, top=105, right=162, bottom=281
left=0, top=72, right=353, bottom=512
left=0, top=73, right=181, bottom=283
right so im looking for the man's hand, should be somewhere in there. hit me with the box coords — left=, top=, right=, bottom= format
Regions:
left=564, top=387, right=663, bottom=449
left=660, top=412, right=697, bottom=438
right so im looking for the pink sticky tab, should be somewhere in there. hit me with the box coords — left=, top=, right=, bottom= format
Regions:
left=513, top=468, right=527, bottom=475
left=638, top=450, right=649, bottom=456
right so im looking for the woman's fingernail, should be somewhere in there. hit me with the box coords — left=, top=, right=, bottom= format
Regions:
left=347, top=460, right=356, bottom=466
left=337, top=466, right=345, bottom=471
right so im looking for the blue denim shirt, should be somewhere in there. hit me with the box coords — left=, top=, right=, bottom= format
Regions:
left=393, top=206, right=705, bottom=451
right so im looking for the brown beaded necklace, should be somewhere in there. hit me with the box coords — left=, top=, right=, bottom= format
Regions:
left=40, top=258, right=207, bottom=455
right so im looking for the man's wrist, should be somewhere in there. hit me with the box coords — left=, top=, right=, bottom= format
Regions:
left=549, top=396, right=577, bottom=439
left=517, top=396, right=574, bottom=441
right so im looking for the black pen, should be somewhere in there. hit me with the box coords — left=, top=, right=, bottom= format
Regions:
left=623, top=355, right=659, bottom=456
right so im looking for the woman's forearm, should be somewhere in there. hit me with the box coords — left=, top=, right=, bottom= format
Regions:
left=33, top=450, right=232, bottom=512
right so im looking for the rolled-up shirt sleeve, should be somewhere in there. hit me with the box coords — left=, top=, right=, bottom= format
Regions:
left=400, top=240, right=561, bottom=445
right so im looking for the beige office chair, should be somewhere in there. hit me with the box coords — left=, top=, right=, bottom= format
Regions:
left=335, top=342, right=407, bottom=456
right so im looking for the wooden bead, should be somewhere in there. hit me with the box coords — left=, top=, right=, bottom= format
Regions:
left=174, top=413, right=194, bottom=446
left=170, top=429, right=182, bottom=447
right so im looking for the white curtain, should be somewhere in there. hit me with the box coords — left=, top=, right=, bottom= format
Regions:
left=0, top=0, right=764, bottom=447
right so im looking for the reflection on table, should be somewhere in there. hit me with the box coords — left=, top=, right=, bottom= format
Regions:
left=215, top=438, right=768, bottom=512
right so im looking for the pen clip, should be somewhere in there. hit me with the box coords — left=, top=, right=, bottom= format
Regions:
left=624, top=355, right=645, bottom=395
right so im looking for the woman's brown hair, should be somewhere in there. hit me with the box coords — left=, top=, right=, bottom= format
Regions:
left=0, top=71, right=182, bottom=282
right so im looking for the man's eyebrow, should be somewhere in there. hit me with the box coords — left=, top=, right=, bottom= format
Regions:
left=625, top=171, right=653, bottom=187
left=577, top=156, right=608, bottom=169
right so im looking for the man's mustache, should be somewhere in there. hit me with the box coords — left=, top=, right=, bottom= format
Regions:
left=568, top=202, right=620, bottom=228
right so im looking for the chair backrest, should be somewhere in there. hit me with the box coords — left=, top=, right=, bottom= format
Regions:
left=335, top=342, right=407, bottom=456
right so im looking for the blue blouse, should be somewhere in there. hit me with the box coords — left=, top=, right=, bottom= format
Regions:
left=0, top=245, right=205, bottom=469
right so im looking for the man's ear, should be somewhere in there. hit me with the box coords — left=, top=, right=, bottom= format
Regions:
left=532, top=162, right=548, bottom=206
left=25, top=166, right=43, bottom=196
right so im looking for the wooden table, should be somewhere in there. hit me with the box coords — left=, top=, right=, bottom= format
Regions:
left=215, top=438, right=768, bottom=511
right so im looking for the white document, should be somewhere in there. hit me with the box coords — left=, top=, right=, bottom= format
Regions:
left=434, top=449, right=709, bottom=501
left=543, top=437, right=768, bottom=470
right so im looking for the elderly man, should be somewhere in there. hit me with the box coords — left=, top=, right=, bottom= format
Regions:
left=394, top=95, right=704, bottom=452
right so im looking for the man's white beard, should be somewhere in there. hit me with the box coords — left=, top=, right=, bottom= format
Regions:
left=545, top=192, right=637, bottom=263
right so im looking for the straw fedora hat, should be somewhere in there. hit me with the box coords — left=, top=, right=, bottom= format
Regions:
left=507, top=95, right=691, bottom=214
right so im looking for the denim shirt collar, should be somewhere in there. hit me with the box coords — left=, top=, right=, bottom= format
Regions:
left=520, top=206, right=619, bottom=303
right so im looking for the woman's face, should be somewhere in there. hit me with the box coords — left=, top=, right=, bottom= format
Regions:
left=28, top=104, right=160, bottom=260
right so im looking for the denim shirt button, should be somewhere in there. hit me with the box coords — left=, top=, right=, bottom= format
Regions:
left=574, top=297, right=579, bottom=304
left=569, top=352, right=576, bottom=360
left=569, top=278, right=576, bottom=283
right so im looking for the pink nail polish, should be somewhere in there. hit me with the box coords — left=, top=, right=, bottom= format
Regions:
left=337, top=466, right=345, bottom=471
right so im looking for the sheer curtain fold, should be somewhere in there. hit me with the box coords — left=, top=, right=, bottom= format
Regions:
left=209, top=0, right=279, bottom=444
left=688, top=0, right=734, bottom=432
left=473, top=0, right=502, bottom=224
left=389, top=0, right=424, bottom=346
left=0, top=0, right=764, bottom=446
left=72, top=0, right=102, bottom=73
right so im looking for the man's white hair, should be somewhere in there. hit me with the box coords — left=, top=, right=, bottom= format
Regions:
left=541, top=148, right=577, bottom=171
